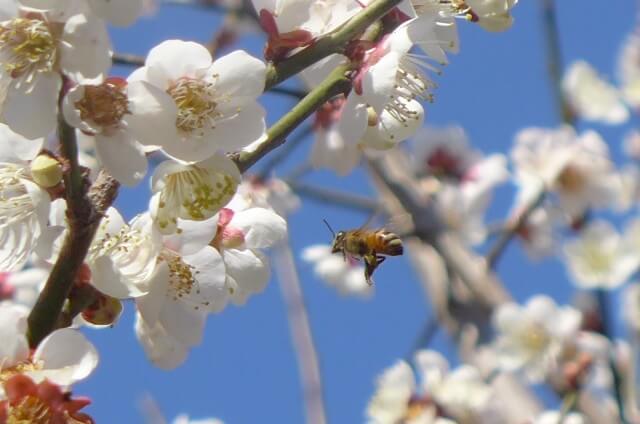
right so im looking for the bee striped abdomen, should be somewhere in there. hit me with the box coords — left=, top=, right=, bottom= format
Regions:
left=370, top=231, right=403, bottom=256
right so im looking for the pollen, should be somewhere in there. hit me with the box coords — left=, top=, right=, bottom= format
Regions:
left=167, top=76, right=229, bottom=134
left=74, top=81, right=130, bottom=131
left=556, top=165, right=586, bottom=193
left=5, top=395, right=52, bottom=423
left=165, top=253, right=198, bottom=300
left=0, top=18, right=57, bottom=87
left=161, top=167, right=238, bottom=223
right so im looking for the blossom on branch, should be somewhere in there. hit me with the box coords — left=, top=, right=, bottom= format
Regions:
left=63, top=77, right=178, bottom=186
left=0, top=6, right=111, bottom=138
left=563, top=220, right=638, bottom=290
left=128, top=40, right=267, bottom=162
left=149, top=153, right=241, bottom=235
left=491, top=295, right=581, bottom=382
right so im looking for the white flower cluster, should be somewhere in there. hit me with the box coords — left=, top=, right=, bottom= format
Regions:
left=367, top=296, right=623, bottom=423
left=0, top=1, right=297, bottom=412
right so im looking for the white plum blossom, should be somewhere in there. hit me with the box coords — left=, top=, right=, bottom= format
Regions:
left=508, top=181, right=560, bottom=259
left=134, top=224, right=228, bottom=368
left=562, top=61, right=628, bottom=125
left=432, top=146, right=507, bottom=246
left=236, top=178, right=300, bottom=216
left=301, top=244, right=371, bottom=298
left=134, top=310, right=191, bottom=370
left=0, top=305, right=97, bottom=394
left=0, top=263, right=47, bottom=306
left=434, top=183, right=493, bottom=245
left=511, top=127, right=622, bottom=218
left=86, top=209, right=161, bottom=299
left=0, top=123, right=43, bottom=162
left=414, top=350, right=492, bottom=422
left=367, top=351, right=489, bottom=424
left=533, top=411, right=585, bottom=424
left=308, top=95, right=368, bottom=175
left=173, top=415, right=224, bottom=424
left=623, top=130, right=640, bottom=161
left=149, top=153, right=241, bottom=235
left=128, top=40, right=267, bottom=162
left=464, top=0, right=519, bottom=32
left=491, top=295, right=582, bottom=382
left=0, top=9, right=111, bottom=138
left=563, top=220, right=638, bottom=290
left=63, top=78, right=178, bottom=186
left=209, top=203, right=287, bottom=304
left=0, top=140, right=51, bottom=272
left=618, top=33, right=640, bottom=108
left=19, top=0, right=145, bottom=26
left=367, top=360, right=420, bottom=424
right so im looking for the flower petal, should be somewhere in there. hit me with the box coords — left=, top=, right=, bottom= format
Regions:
left=93, top=130, right=148, bottom=187
left=4, top=73, right=59, bottom=139
left=230, top=207, right=287, bottom=248
left=60, top=13, right=112, bottom=82
left=29, top=328, right=98, bottom=386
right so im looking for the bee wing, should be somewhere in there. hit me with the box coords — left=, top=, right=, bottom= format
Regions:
left=371, top=213, right=413, bottom=235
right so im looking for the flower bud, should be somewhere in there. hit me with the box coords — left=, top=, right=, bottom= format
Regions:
left=367, top=107, right=379, bottom=127
left=30, top=154, right=63, bottom=188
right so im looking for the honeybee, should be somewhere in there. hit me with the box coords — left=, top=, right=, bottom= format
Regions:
left=324, top=220, right=403, bottom=285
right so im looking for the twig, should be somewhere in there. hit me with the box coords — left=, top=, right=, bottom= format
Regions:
left=232, top=64, right=352, bottom=173
left=113, top=52, right=145, bottom=67
left=26, top=80, right=119, bottom=346
left=264, top=0, right=402, bottom=90
left=407, top=315, right=439, bottom=360
left=256, top=126, right=313, bottom=179
left=540, top=0, right=575, bottom=125
left=273, top=243, right=327, bottom=424
left=485, top=187, right=546, bottom=269
left=288, top=181, right=379, bottom=213
left=557, top=390, right=578, bottom=423
left=595, top=290, right=630, bottom=424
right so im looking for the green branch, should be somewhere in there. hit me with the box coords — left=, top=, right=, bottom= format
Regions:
left=233, top=64, right=351, bottom=173
left=264, top=0, right=402, bottom=90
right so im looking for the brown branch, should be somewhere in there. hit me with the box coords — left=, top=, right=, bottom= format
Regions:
left=485, top=187, right=546, bottom=269
left=26, top=103, right=120, bottom=348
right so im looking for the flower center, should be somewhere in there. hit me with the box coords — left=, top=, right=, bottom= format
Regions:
left=167, top=77, right=223, bottom=134
left=556, top=165, right=586, bottom=193
left=156, top=167, right=237, bottom=232
left=425, top=148, right=464, bottom=180
left=163, top=251, right=198, bottom=300
left=520, top=323, right=550, bottom=352
left=74, top=80, right=130, bottom=132
left=5, top=395, right=52, bottom=423
left=0, top=18, right=57, bottom=86
left=581, top=243, right=614, bottom=274
left=209, top=208, right=245, bottom=250
left=314, top=97, right=345, bottom=130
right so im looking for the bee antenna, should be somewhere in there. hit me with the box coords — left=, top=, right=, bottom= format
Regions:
left=322, top=219, right=336, bottom=237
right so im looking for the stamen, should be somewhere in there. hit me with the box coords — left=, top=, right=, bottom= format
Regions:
left=74, top=81, right=130, bottom=131
left=167, top=75, right=232, bottom=135
left=0, top=18, right=57, bottom=89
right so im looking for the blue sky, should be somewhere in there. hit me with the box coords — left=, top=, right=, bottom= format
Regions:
left=76, top=1, right=637, bottom=422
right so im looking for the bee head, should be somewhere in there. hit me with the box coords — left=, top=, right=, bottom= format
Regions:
left=331, top=231, right=346, bottom=253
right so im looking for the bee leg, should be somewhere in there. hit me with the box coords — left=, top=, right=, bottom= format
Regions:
left=376, top=255, right=386, bottom=266
left=364, top=253, right=380, bottom=286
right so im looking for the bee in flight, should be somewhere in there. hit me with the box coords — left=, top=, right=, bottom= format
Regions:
left=323, top=219, right=403, bottom=285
